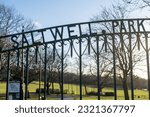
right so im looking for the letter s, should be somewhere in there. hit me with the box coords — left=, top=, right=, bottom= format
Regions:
left=11, top=35, right=19, bottom=49
left=15, top=107, right=19, bottom=113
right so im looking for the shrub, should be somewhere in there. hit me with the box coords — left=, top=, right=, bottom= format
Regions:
left=36, top=88, right=67, bottom=94
left=104, top=92, right=114, bottom=96
left=87, top=92, right=105, bottom=96
left=87, top=91, right=114, bottom=96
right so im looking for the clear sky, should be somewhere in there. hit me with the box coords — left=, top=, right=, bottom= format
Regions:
left=0, top=0, right=114, bottom=28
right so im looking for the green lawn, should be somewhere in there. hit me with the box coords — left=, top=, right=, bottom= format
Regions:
left=0, top=82, right=6, bottom=94
left=0, top=81, right=149, bottom=100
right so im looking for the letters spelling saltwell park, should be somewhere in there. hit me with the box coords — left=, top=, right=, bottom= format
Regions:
left=0, top=18, right=150, bottom=100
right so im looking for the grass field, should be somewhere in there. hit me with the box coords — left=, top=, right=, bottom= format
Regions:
left=0, top=81, right=149, bottom=100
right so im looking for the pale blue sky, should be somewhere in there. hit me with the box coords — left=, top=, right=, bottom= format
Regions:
left=0, top=0, right=114, bottom=28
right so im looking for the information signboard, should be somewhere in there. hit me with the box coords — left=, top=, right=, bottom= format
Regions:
left=8, top=81, right=21, bottom=100
left=8, top=82, right=20, bottom=93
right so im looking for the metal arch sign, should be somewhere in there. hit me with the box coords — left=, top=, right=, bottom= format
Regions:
left=1, top=18, right=150, bottom=100
left=0, top=18, right=150, bottom=52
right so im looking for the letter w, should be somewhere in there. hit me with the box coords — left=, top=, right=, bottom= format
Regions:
left=50, top=27, right=63, bottom=40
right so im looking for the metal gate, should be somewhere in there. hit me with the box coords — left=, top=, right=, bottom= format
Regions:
left=0, top=18, right=150, bottom=100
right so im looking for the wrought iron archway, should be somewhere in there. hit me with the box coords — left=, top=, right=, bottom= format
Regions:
left=0, top=18, right=150, bottom=100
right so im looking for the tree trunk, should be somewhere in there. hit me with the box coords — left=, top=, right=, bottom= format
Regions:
left=84, top=84, right=88, bottom=95
left=58, top=73, right=61, bottom=93
left=27, top=90, right=30, bottom=98
left=52, top=82, right=54, bottom=94
left=122, top=76, right=129, bottom=100
left=99, top=86, right=102, bottom=92
left=47, top=82, right=50, bottom=95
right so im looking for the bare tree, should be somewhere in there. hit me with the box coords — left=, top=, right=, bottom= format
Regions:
left=73, top=57, right=89, bottom=94
left=0, top=3, right=35, bottom=81
left=0, top=3, right=34, bottom=35
left=88, top=52, right=112, bottom=92
left=123, top=0, right=150, bottom=9
left=91, top=2, right=144, bottom=99
left=46, top=48, right=68, bottom=94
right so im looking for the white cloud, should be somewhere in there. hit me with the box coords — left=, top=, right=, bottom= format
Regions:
left=32, top=21, right=42, bottom=29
